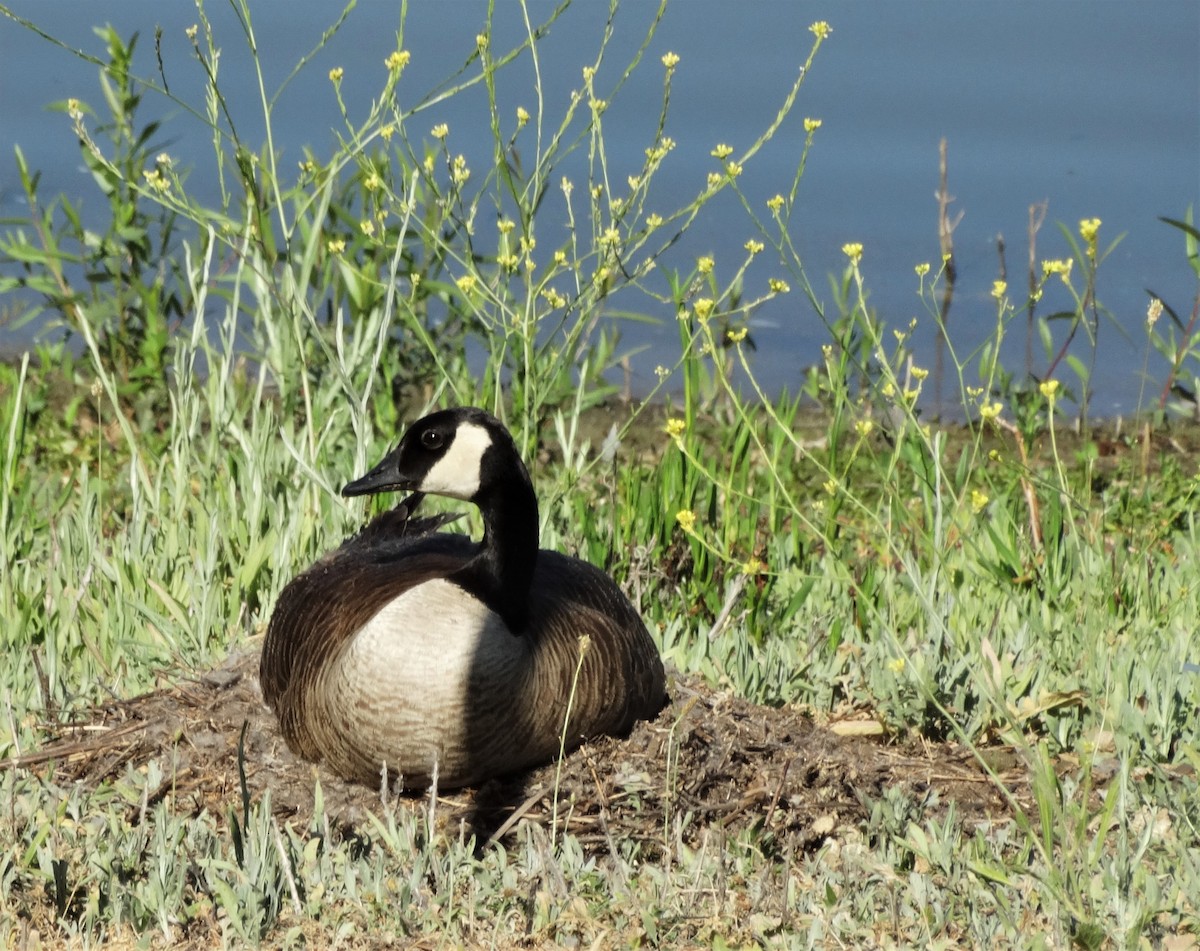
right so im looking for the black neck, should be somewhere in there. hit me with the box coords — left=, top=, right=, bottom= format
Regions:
left=452, top=455, right=539, bottom=633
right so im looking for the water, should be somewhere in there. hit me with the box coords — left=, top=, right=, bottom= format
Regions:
left=2, top=1, right=1197, bottom=415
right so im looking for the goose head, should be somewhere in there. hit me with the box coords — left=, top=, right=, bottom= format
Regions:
left=341, top=408, right=539, bottom=630
left=342, top=407, right=531, bottom=505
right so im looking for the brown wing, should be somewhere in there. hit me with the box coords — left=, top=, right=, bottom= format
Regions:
left=524, top=551, right=667, bottom=740
left=260, top=513, right=476, bottom=761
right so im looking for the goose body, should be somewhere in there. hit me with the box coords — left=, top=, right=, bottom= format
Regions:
left=260, top=408, right=666, bottom=788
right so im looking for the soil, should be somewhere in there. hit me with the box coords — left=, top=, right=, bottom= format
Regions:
left=9, top=647, right=1033, bottom=854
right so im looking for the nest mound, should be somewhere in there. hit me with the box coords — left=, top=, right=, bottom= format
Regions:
left=8, top=649, right=1027, bottom=851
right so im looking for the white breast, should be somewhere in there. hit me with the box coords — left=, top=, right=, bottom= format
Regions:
left=328, top=578, right=527, bottom=784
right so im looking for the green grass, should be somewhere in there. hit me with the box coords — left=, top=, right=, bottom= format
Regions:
left=2, top=1, right=1200, bottom=946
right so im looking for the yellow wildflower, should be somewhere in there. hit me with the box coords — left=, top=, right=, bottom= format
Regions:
left=693, top=298, right=715, bottom=321
left=646, top=137, right=676, bottom=162
left=455, top=275, right=477, bottom=294
left=432, top=123, right=449, bottom=140
left=661, top=51, right=680, bottom=69
left=516, top=106, right=530, bottom=126
left=803, top=117, right=822, bottom=133
left=842, top=242, right=863, bottom=264
left=744, top=239, right=764, bottom=255
left=326, top=238, right=345, bottom=255
left=385, top=50, right=411, bottom=72
left=768, top=278, right=790, bottom=294
left=887, top=657, right=906, bottom=675
left=664, top=418, right=686, bottom=439
left=142, top=169, right=169, bottom=193
left=809, top=21, right=832, bottom=40
left=1147, top=297, right=1163, bottom=328
left=711, top=144, right=734, bottom=160
left=541, top=287, right=566, bottom=308
left=741, top=557, right=767, bottom=575
left=970, top=489, right=989, bottom=514
left=675, top=510, right=696, bottom=533
left=328, top=67, right=344, bottom=83
left=727, top=327, right=749, bottom=344
left=915, top=262, right=930, bottom=277
left=1079, top=217, right=1102, bottom=243
left=991, top=280, right=1007, bottom=300
left=854, top=419, right=874, bottom=437
left=1042, top=258, right=1072, bottom=279
left=697, top=256, right=714, bottom=274
left=979, top=401, right=1003, bottom=422
left=767, top=194, right=785, bottom=212
left=1039, top=379, right=1060, bottom=400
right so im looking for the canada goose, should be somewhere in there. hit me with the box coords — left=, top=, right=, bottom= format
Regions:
left=260, top=407, right=666, bottom=789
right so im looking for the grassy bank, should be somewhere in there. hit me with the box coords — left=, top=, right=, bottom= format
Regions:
left=2, top=2, right=1199, bottom=946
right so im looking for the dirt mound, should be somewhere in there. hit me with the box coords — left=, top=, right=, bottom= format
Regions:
left=6, top=649, right=1026, bottom=851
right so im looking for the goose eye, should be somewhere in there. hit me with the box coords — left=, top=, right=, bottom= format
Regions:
left=420, top=429, right=443, bottom=450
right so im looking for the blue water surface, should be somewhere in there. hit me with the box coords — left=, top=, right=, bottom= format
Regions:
left=2, top=1, right=1197, bottom=415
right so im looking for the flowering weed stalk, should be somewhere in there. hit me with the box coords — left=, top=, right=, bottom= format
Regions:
left=1146, top=207, right=1200, bottom=414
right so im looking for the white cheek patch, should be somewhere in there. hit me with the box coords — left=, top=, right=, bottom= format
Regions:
left=420, top=421, right=492, bottom=500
